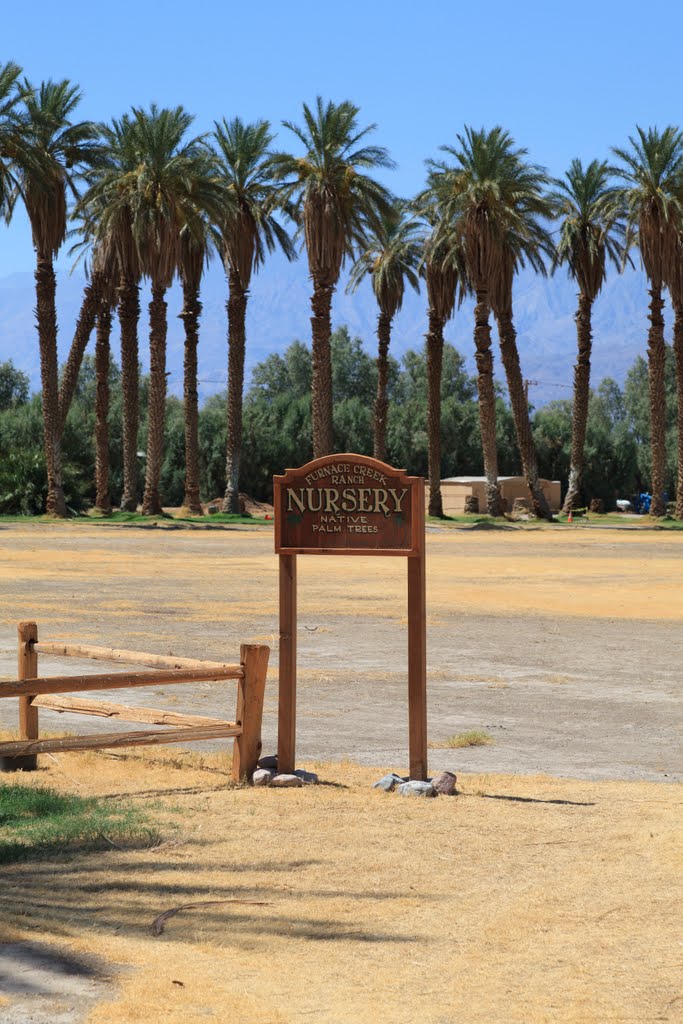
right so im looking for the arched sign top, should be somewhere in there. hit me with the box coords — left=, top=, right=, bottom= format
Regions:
left=274, top=453, right=424, bottom=557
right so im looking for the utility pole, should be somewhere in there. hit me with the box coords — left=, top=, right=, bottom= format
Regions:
left=523, top=379, right=538, bottom=404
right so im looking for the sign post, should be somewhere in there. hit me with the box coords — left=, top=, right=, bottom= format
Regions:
left=273, top=454, right=427, bottom=780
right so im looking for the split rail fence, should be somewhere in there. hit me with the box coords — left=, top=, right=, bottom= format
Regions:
left=0, top=621, right=269, bottom=781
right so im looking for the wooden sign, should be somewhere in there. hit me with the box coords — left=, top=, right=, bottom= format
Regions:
left=273, top=454, right=427, bottom=780
left=274, top=456, right=422, bottom=555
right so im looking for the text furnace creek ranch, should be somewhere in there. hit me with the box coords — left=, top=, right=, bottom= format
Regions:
left=274, top=456, right=424, bottom=555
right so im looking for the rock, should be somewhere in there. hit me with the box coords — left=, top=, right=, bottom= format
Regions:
left=397, top=780, right=436, bottom=798
left=431, top=771, right=457, bottom=796
left=372, top=773, right=404, bottom=792
left=252, top=768, right=274, bottom=787
left=269, top=774, right=303, bottom=788
left=257, top=754, right=278, bottom=771
left=589, top=498, right=605, bottom=514
left=293, top=769, right=319, bottom=785
left=464, top=495, right=479, bottom=514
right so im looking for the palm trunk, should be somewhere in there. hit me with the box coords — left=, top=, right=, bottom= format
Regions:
left=647, top=284, right=667, bottom=516
left=58, top=271, right=103, bottom=430
left=181, top=279, right=203, bottom=515
left=374, top=311, right=392, bottom=462
left=142, top=285, right=167, bottom=516
left=35, top=251, right=66, bottom=517
left=473, top=290, right=502, bottom=515
left=94, top=307, right=112, bottom=514
left=563, top=292, right=593, bottom=514
left=495, top=309, right=552, bottom=520
left=426, top=309, right=444, bottom=517
left=118, top=274, right=140, bottom=512
left=222, top=269, right=248, bottom=514
left=674, top=305, right=683, bottom=519
left=310, top=278, right=334, bottom=457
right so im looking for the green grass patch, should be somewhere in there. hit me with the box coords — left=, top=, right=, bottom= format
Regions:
left=0, top=510, right=271, bottom=527
left=429, top=730, right=494, bottom=750
left=556, top=512, right=683, bottom=529
left=426, top=513, right=500, bottom=525
left=0, top=782, right=159, bottom=863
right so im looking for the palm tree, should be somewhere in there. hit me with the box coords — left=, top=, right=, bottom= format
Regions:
left=347, top=202, right=421, bottom=461
left=93, top=251, right=118, bottom=514
left=211, top=117, right=295, bottom=513
left=422, top=222, right=462, bottom=516
left=421, top=128, right=526, bottom=516
left=12, top=79, right=99, bottom=516
left=613, top=126, right=683, bottom=516
left=107, top=105, right=220, bottom=516
left=178, top=223, right=211, bottom=514
left=74, top=115, right=144, bottom=511
left=0, top=61, right=23, bottom=224
left=550, top=159, right=629, bottom=513
left=665, top=234, right=683, bottom=518
left=271, top=97, right=394, bottom=456
left=66, top=221, right=118, bottom=514
left=456, top=128, right=555, bottom=520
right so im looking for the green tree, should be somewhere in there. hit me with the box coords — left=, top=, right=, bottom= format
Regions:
left=348, top=201, right=421, bottom=460
left=387, top=343, right=481, bottom=481
left=211, top=117, right=295, bottom=512
left=12, top=79, right=99, bottom=515
left=271, top=97, right=394, bottom=456
left=613, top=126, right=683, bottom=515
left=0, top=360, right=29, bottom=410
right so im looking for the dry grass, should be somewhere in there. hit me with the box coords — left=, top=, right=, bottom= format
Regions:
left=1, top=525, right=682, bottom=1021
left=429, top=729, right=494, bottom=749
left=1, top=527, right=683, bottom=640
left=0, top=746, right=681, bottom=1024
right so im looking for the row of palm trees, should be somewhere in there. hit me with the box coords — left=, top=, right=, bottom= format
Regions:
left=2, top=59, right=682, bottom=520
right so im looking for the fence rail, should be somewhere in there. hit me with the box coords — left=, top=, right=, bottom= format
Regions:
left=0, top=621, right=269, bottom=781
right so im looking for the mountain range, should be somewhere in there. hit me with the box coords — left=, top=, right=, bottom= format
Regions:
left=0, top=254, right=671, bottom=408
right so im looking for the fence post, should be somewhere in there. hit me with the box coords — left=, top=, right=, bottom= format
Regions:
left=232, top=644, right=270, bottom=783
left=9, top=621, right=39, bottom=771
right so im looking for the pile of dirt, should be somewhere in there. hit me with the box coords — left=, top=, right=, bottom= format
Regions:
left=205, top=493, right=273, bottom=518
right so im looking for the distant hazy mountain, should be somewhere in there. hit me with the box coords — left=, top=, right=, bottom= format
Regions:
left=0, top=255, right=670, bottom=407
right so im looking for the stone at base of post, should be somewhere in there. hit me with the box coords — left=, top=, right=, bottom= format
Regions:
left=1, top=754, right=37, bottom=772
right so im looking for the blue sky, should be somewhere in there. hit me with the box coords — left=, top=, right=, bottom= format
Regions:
left=2, top=0, right=681, bottom=275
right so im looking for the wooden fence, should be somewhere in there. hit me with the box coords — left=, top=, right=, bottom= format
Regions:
left=0, top=621, right=269, bottom=782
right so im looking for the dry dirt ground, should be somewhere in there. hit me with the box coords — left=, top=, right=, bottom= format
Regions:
left=0, top=523, right=681, bottom=781
left=0, top=523, right=681, bottom=1023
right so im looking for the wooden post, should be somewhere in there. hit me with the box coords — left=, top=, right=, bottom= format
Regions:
left=12, top=621, right=39, bottom=771
left=405, top=536, right=428, bottom=782
left=232, top=644, right=270, bottom=783
left=278, top=554, right=297, bottom=774
left=407, top=555, right=427, bottom=781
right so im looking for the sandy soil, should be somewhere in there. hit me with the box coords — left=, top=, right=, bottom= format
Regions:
left=0, top=749, right=681, bottom=1024
left=0, top=523, right=682, bottom=1023
left=0, top=523, right=681, bottom=782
